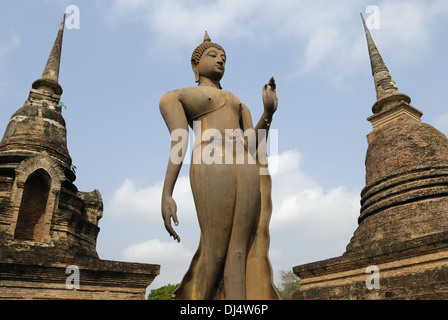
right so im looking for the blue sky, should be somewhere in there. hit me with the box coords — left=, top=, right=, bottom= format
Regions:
left=1, top=0, right=448, bottom=292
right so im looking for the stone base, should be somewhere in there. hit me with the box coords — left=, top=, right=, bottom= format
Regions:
left=0, top=249, right=160, bottom=300
left=292, top=233, right=448, bottom=300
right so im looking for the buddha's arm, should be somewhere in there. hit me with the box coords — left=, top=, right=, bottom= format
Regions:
left=240, top=78, right=277, bottom=154
left=256, top=77, right=277, bottom=142
left=159, top=92, right=189, bottom=242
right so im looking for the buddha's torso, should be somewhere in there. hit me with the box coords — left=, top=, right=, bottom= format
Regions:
left=179, top=85, right=243, bottom=133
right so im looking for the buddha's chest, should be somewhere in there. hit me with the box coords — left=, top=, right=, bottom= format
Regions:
left=181, top=87, right=241, bottom=121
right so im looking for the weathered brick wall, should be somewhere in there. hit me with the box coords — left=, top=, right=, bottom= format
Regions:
left=345, top=197, right=448, bottom=257
left=364, top=112, right=448, bottom=188
left=292, top=103, right=448, bottom=300
left=0, top=175, right=13, bottom=237
left=293, top=244, right=448, bottom=300
left=0, top=96, right=72, bottom=168
left=0, top=249, right=160, bottom=300
left=0, top=18, right=161, bottom=300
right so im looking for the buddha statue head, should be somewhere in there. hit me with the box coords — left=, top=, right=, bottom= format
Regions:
left=191, top=31, right=226, bottom=88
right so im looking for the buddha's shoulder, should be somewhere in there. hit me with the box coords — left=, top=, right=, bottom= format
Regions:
left=160, top=86, right=200, bottom=99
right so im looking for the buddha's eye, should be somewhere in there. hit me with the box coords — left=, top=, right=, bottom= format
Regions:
left=207, top=50, right=217, bottom=58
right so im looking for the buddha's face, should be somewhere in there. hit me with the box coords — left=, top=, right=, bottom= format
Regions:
left=195, top=47, right=226, bottom=82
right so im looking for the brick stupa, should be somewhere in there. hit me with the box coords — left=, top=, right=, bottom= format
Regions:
left=292, top=15, right=448, bottom=299
left=0, top=15, right=160, bottom=300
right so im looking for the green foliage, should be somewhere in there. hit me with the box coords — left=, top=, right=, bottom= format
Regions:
left=147, top=272, right=301, bottom=300
left=276, top=270, right=301, bottom=300
left=147, top=283, right=179, bottom=300
left=58, top=101, right=67, bottom=109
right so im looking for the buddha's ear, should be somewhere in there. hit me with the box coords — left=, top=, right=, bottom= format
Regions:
left=192, top=64, right=200, bottom=83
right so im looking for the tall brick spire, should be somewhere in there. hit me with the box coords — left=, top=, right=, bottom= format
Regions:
left=0, top=14, right=71, bottom=168
left=293, top=14, right=448, bottom=301
left=361, top=13, right=411, bottom=114
left=346, top=15, right=448, bottom=253
left=31, top=14, right=65, bottom=95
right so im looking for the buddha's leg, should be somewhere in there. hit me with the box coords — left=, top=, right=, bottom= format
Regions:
left=189, top=162, right=237, bottom=299
left=223, top=162, right=261, bottom=300
left=246, top=171, right=280, bottom=300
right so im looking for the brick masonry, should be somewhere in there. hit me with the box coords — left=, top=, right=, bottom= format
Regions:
left=0, top=247, right=160, bottom=300
left=0, top=15, right=160, bottom=300
left=292, top=20, right=448, bottom=300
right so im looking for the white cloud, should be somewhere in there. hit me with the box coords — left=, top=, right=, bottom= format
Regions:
left=99, top=0, right=448, bottom=85
left=107, top=178, right=161, bottom=220
left=376, top=0, right=448, bottom=63
left=103, top=0, right=258, bottom=43
left=122, top=239, right=193, bottom=289
left=273, top=186, right=359, bottom=241
left=122, top=238, right=192, bottom=262
left=107, top=175, right=197, bottom=224
left=268, top=149, right=360, bottom=274
left=110, top=148, right=361, bottom=287
left=270, top=150, right=359, bottom=237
